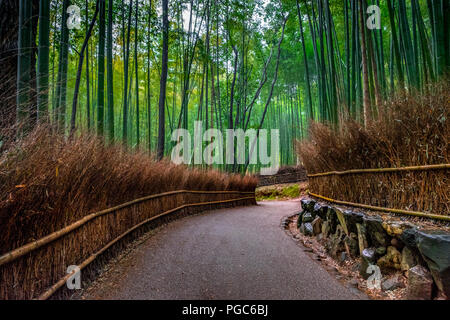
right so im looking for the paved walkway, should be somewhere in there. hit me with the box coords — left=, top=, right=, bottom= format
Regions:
left=83, top=200, right=366, bottom=300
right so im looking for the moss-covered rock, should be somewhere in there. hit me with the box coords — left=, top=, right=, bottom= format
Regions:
left=301, top=198, right=316, bottom=212
left=414, top=230, right=450, bottom=297
left=377, top=246, right=402, bottom=271
left=364, top=215, right=390, bottom=247
left=407, top=265, right=433, bottom=300
left=356, top=223, right=368, bottom=256
left=342, top=210, right=364, bottom=234
left=326, top=207, right=338, bottom=234
left=401, top=246, right=417, bottom=272
left=302, top=212, right=314, bottom=223
left=313, top=202, right=328, bottom=220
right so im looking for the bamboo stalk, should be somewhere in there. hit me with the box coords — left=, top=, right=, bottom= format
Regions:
left=307, top=164, right=450, bottom=178
left=0, top=190, right=254, bottom=267
left=308, top=191, right=450, bottom=222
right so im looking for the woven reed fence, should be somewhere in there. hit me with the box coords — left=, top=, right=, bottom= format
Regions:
left=0, top=190, right=255, bottom=300
left=307, top=164, right=449, bottom=218
left=257, top=171, right=307, bottom=187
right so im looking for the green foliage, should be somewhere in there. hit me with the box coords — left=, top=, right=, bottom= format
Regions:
left=255, top=183, right=303, bottom=201
left=11, top=0, right=449, bottom=171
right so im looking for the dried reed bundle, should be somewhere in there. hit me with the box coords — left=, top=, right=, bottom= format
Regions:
left=297, top=80, right=449, bottom=215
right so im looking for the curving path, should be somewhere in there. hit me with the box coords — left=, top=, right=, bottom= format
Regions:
left=82, top=200, right=366, bottom=300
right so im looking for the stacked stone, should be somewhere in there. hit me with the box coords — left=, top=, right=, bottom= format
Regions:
left=297, top=198, right=450, bottom=300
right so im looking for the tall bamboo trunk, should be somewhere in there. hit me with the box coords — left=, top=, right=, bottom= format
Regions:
left=157, top=0, right=169, bottom=160
left=122, top=0, right=133, bottom=145
left=107, top=0, right=114, bottom=142
left=359, top=0, right=370, bottom=126
left=37, top=0, right=50, bottom=121
left=134, top=0, right=139, bottom=147
left=97, top=0, right=106, bottom=136
left=55, top=0, right=70, bottom=132
left=296, top=0, right=313, bottom=121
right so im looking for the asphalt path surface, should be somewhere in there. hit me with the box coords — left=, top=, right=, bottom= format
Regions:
left=83, top=200, right=366, bottom=300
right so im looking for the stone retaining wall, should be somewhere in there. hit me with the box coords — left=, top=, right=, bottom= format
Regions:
left=297, top=197, right=450, bottom=300
left=257, top=167, right=307, bottom=187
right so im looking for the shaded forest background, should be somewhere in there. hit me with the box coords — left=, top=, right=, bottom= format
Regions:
left=0, top=0, right=449, bottom=173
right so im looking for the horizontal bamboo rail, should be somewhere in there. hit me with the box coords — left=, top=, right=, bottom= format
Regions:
left=308, top=191, right=450, bottom=222
left=36, top=196, right=254, bottom=300
left=0, top=190, right=254, bottom=267
left=307, top=163, right=450, bottom=178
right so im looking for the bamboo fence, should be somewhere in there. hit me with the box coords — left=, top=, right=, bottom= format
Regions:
left=0, top=190, right=256, bottom=300
left=307, top=164, right=449, bottom=218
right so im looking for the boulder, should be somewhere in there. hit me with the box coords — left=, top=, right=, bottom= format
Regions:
left=377, top=246, right=402, bottom=271
left=297, top=213, right=303, bottom=229
left=400, top=228, right=418, bottom=249
left=382, top=220, right=415, bottom=237
left=364, top=215, right=390, bottom=247
left=300, top=222, right=314, bottom=236
left=407, top=265, right=433, bottom=300
left=414, top=230, right=450, bottom=297
left=335, top=208, right=349, bottom=235
left=374, top=231, right=389, bottom=247
left=360, top=248, right=377, bottom=279
left=321, top=221, right=331, bottom=238
left=326, top=225, right=346, bottom=259
left=356, top=223, right=369, bottom=255
left=301, top=199, right=316, bottom=212
left=313, top=203, right=328, bottom=220
left=302, top=212, right=314, bottom=223
left=342, top=210, right=364, bottom=234
left=362, top=248, right=377, bottom=264
left=345, top=233, right=359, bottom=257
left=312, top=216, right=323, bottom=236
left=382, top=275, right=404, bottom=291
left=390, top=238, right=404, bottom=251
left=401, top=247, right=417, bottom=272
left=326, top=207, right=338, bottom=234
left=376, top=247, right=387, bottom=257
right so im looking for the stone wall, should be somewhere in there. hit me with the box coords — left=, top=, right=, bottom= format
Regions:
left=298, top=197, right=450, bottom=300
left=257, top=166, right=307, bottom=187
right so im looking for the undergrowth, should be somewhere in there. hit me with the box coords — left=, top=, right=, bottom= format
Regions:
left=297, top=80, right=449, bottom=173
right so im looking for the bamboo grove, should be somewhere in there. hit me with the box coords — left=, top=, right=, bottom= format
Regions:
left=2, top=0, right=449, bottom=172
